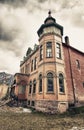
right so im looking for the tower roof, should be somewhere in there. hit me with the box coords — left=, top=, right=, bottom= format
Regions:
left=37, top=11, right=63, bottom=37
left=44, top=10, right=56, bottom=24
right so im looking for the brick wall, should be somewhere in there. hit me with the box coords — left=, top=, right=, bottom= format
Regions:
left=63, top=44, right=84, bottom=105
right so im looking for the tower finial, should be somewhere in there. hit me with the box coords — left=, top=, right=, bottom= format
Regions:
left=48, top=10, right=51, bottom=17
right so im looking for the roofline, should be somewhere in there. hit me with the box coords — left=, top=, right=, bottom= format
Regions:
left=14, top=73, right=30, bottom=77
left=62, top=43, right=84, bottom=55
left=37, top=23, right=63, bottom=36
left=20, top=47, right=39, bottom=66
left=44, top=16, right=56, bottom=23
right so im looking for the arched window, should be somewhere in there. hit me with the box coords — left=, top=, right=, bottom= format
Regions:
left=76, top=60, right=80, bottom=69
left=39, top=74, right=42, bottom=92
left=33, top=79, right=36, bottom=93
left=47, top=72, right=53, bottom=92
left=59, top=73, right=64, bottom=93
left=29, top=81, right=32, bottom=94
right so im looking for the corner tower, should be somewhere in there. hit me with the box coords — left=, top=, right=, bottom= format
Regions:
left=36, top=11, right=68, bottom=113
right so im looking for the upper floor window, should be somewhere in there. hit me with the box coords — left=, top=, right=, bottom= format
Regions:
left=47, top=72, right=53, bottom=92
left=40, top=45, right=43, bottom=61
left=46, top=42, right=52, bottom=58
left=21, top=67, right=24, bottom=73
left=31, top=60, right=33, bottom=72
left=76, top=60, right=80, bottom=69
left=56, top=43, right=61, bottom=59
left=25, top=64, right=30, bottom=74
left=34, top=57, right=37, bottom=70
left=33, top=79, right=36, bottom=93
left=29, top=81, right=32, bottom=94
left=39, top=74, right=42, bottom=92
left=59, top=73, right=65, bottom=93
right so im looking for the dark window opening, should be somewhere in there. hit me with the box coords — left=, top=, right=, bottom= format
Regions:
left=13, top=79, right=16, bottom=84
left=28, top=100, right=30, bottom=105
left=83, top=82, right=84, bottom=88
left=29, top=81, right=32, bottom=94
left=32, top=101, right=35, bottom=106
left=39, top=74, right=42, bottom=92
left=31, top=60, right=33, bottom=72
left=33, top=80, right=36, bottom=93
left=40, top=45, right=43, bottom=61
left=76, top=60, right=80, bottom=69
left=34, top=57, right=37, bottom=70
left=69, top=103, right=75, bottom=108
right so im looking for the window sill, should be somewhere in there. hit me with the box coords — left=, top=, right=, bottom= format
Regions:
left=32, top=93, right=36, bottom=95
left=46, top=91, right=55, bottom=94
left=56, top=57, right=62, bottom=60
left=39, top=92, right=42, bottom=94
left=46, top=57, right=53, bottom=58
left=59, top=92, right=65, bottom=95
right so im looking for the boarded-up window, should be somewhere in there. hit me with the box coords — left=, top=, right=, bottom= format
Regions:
left=18, top=85, right=26, bottom=94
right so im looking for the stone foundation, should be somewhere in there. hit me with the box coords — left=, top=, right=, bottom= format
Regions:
left=35, top=100, right=68, bottom=114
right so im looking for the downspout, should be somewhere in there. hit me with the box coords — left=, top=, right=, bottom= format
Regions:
left=65, top=36, right=76, bottom=105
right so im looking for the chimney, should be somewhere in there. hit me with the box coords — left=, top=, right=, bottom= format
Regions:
left=65, top=36, right=70, bottom=45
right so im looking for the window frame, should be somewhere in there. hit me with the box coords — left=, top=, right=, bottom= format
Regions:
left=76, top=59, right=80, bottom=69
left=31, top=101, right=35, bottom=106
left=46, top=42, right=52, bottom=58
left=31, top=60, right=33, bottom=72
left=39, top=74, right=42, bottom=92
left=59, top=73, right=65, bottom=93
left=40, top=45, right=43, bottom=61
left=47, top=72, right=54, bottom=92
left=56, top=43, right=61, bottom=59
left=34, top=57, right=37, bottom=70
left=33, top=79, right=36, bottom=93
left=83, top=82, right=84, bottom=88
left=29, top=81, right=32, bottom=94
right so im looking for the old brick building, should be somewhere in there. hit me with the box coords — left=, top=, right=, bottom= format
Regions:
left=13, top=11, right=84, bottom=113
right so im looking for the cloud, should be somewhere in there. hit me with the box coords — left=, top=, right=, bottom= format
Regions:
left=0, top=49, right=20, bottom=74
left=0, top=5, right=32, bottom=57
left=0, top=0, right=27, bottom=8
left=70, top=8, right=84, bottom=28
left=0, top=22, right=20, bottom=42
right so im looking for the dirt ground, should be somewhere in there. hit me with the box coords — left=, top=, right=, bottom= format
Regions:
left=0, top=106, right=84, bottom=130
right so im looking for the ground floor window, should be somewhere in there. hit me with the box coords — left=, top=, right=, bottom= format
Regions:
left=59, top=73, right=65, bottom=93
left=39, top=74, right=42, bottom=92
left=33, top=79, right=36, bottom=93
left=29, top=81, right=32, bottom=94
left=28, top=100, right=30, bottom=105
left=47, top=72, right=54, bottom=92
left=31, top=101, right=35, bottom=106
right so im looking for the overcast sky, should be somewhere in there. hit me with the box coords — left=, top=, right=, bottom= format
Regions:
left=0, top=0, right=84, bottom=74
